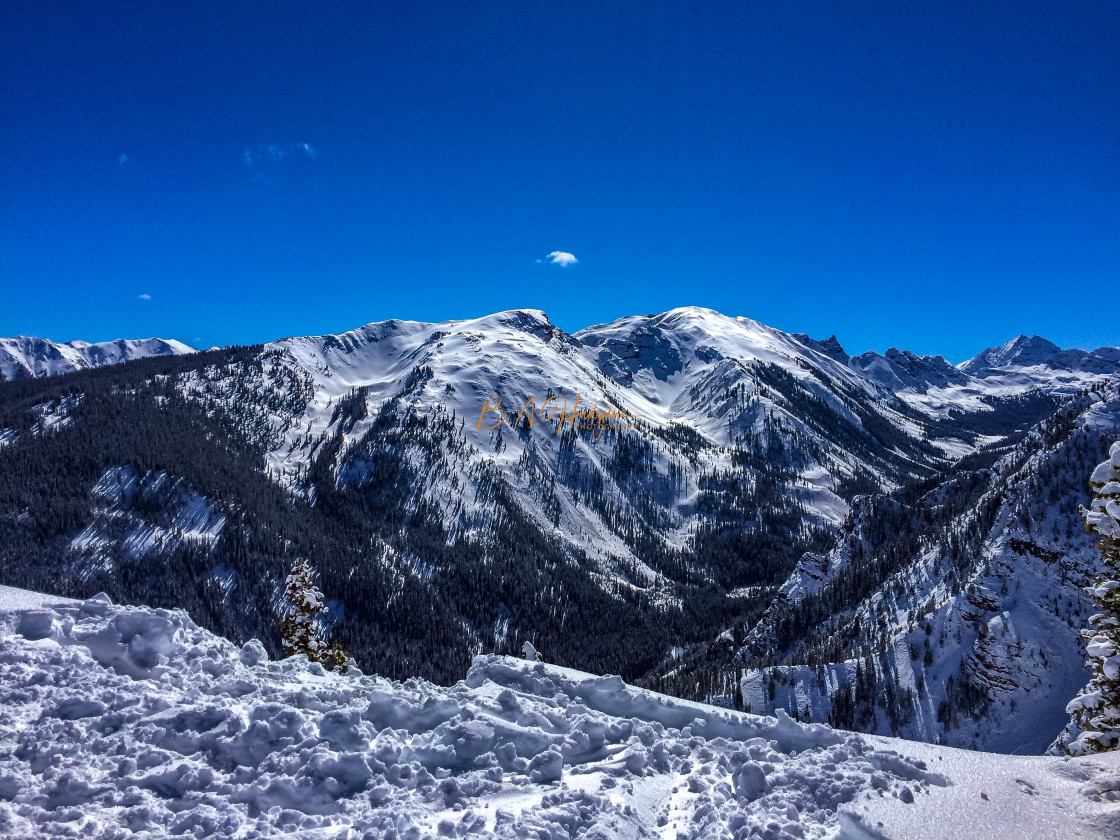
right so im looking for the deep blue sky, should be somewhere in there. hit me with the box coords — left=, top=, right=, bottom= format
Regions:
left=2, top=2, right=1117, bottom=361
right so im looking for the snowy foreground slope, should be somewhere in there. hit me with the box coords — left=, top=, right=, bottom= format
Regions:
left=1, top=588, right=1117, bottom=839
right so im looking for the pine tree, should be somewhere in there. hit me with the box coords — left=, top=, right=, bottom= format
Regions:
left=280, top=558, right=355, bottom=673
left=1057, top=441, right=1120, bottom=755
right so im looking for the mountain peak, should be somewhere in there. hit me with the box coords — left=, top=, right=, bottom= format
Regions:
left=960, top=334, right=1064, bottom=375
left=468, top=308, right=553, bottom=329
left=999, top=334, right=1062, bottom=360
left=662, top=305, right=721, bottom=318
left=791, top=333, right=849, bottom=362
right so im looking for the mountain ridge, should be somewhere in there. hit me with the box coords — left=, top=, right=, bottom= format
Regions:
left=4, top=309, right=1115, bottom=398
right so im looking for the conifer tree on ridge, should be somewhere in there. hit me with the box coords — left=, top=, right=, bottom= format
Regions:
left=1057, top=441, right=1120, bottom=755
left=280, top=558, right=354, bottom=673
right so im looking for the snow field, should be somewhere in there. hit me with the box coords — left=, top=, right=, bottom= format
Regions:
left=0, top=590, right=1061, bottom=839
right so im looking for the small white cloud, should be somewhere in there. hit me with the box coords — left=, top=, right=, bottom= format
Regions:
left=138, top=293, right=151, bottom=301
left=545, top=251, right=579, bottom=267
left=118, top=153, right=129, bottom=166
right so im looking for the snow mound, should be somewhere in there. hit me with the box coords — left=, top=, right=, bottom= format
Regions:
left=0, top=592, right=1115, bottom=838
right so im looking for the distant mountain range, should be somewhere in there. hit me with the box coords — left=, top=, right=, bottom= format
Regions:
left=790, top=330, right=1120, bottom=393
left=0, top=336, right=195, bottom=380
left=0, top=307, right=1117, bottom=754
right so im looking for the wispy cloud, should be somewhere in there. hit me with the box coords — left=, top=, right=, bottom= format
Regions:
left=541, top=251, right=578, bottom=267
left=242, top=143, right=317, bottom=168
left=118, top=153, right=130, bottom=166
left=242, top=143, right=319, bottom=186
left=138, top=293, right=151, bottom=301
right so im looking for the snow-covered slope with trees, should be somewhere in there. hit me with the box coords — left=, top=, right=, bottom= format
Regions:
left=709, top=376, right=1120, bottom=754
left=0, top=336, right=195, bottom=381
left=1, top=588, right=1117, bottom=839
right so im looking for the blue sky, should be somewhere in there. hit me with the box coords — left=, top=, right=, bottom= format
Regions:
left=2, top=2, right=1117, bottom=362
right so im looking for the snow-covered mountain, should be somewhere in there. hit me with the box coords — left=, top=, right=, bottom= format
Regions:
left=1, top=307, right=1118, bottom=754
left=1, top=586, right=1117, bottom=839
left=256, top=305, right=1112, bottom=514
left=0, top=335, right=195, bottom=380
left=239, top=307, right=1114, bottom=586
